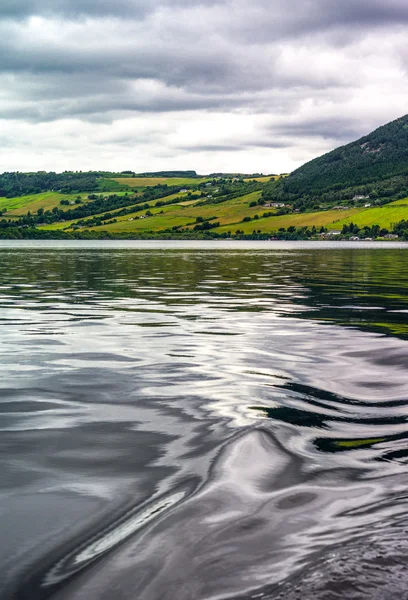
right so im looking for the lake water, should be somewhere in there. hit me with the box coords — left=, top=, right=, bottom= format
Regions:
left=1, top=240, right=408, bottom=600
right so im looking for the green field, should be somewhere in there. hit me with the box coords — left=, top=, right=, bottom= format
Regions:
left=98, top=178, right=132, bottom=192
left=388, top=198, right=408, bottom=206
left=215, top=208, right=361, bottom=233
left=0, top=192, right=94, bottom=216
left=333, top=205, right=408, bottom=230
left=1, top=191, right=135, bottom=217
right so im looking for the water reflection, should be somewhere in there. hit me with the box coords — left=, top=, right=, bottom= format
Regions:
left=0, top=243, right=408, bottom=599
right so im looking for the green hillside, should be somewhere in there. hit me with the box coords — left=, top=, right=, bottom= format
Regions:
left=2, top=116, right=408, bottom=241
left=263, top=114, right=408, bottom=209
left=2, top=176, right=408, bottom=240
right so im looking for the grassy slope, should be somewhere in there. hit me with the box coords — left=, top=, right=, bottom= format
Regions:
left=86, top=191, right=265, bottom=232
left=15, top=186, right=408, bottom=235
left=0, top=192, right=91, bottom=216
left=86, top=199, right=408, bottom=235
left=39, top=192, right=190, bottom=231
left=215, top=208, right=361, bottom=233
left=2, top=191, right=134, bottom=217
left=331, top=205, right=408, bottom=230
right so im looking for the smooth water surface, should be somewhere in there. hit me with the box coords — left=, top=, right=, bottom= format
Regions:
left=1, top=241, right=408, bottom=600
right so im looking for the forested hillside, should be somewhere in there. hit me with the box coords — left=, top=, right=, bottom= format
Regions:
left=263, top=114, right=408, bottom=209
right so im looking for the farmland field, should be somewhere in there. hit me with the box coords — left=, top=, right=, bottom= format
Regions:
left=243, top=176, right=278, bottom=183
left=2, top=191, right=134, bottom=217
left=388, top=197, right=408, bottom=206
left=215, top=208, right=361, bottom=233
left=0, top=192, right=92, bottom=216
left=333, top=205, right=408, bottom=230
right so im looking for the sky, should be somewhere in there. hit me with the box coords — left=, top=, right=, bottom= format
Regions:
left=1, top=0, right=408, bottom=175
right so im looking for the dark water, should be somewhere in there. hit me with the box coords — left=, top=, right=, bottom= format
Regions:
left=1, top=240, right=408, bottom=600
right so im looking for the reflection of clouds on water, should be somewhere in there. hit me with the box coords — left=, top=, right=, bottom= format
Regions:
left=1, top=245, right=408, bottom=599
left=46, top=430, right=408, bottom=600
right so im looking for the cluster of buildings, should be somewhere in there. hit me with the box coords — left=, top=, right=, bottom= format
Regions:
left=319, top=231, right=399, bottom=240
left=264, top=202, right=286, bottom=208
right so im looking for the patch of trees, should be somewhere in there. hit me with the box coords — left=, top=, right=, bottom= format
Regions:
left=393, top=219, right=408, bottom=239
left=0, top=171, right=102, bottom=197
left=340, top=220, right=408, bottom=240
left=193, top=217, right=220, bottom=231
left=197, top=181, right=263, bottom=206
left=137, top=171, right=198, bottom=178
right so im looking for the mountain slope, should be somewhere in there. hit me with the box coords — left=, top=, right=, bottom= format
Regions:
left=263, top=114, right=408, bottom=208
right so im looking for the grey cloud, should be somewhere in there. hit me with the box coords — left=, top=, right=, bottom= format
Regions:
left=177, top=144, right=244, bottom=153
left=0, top=0, right=209, bottom=20
left=3, top=0, right=408, bottom=32
left=249, top=140, right=296, bottom=149
left=178, top=138, right=295, bottom=153
left=1, top=0, right=399, bottom=125
left=230, top=0, right=408, bottom=43
left=270, top=117, right=368, bottom=141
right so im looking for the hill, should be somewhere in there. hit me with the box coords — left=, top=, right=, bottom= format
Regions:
left=263, top=114, right=408, bottom=210
left=1, top=173, right=408, bottom=240
left=2, top=120, right=408, bottom=241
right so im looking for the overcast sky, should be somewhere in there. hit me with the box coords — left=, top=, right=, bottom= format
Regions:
left=1, top=0, right=408, bottom=174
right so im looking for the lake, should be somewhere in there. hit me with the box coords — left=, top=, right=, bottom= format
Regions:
left=1, top=240, right=408, bottom=600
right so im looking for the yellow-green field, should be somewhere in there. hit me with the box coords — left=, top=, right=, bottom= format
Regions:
left=333, top=205, right=408, bottom=230
left=111, top=177, right=210, bottom=188
left=177, top=199, right=202, bottom=206
left=0, top=192, right=87, bottom=216
left=388, top=198, right=408, bottom=206
left=243, top=176, right=278, bottom=183
left=215, top=208, right=361, bottom=233
left=1, top=191, right=133, bottom=217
